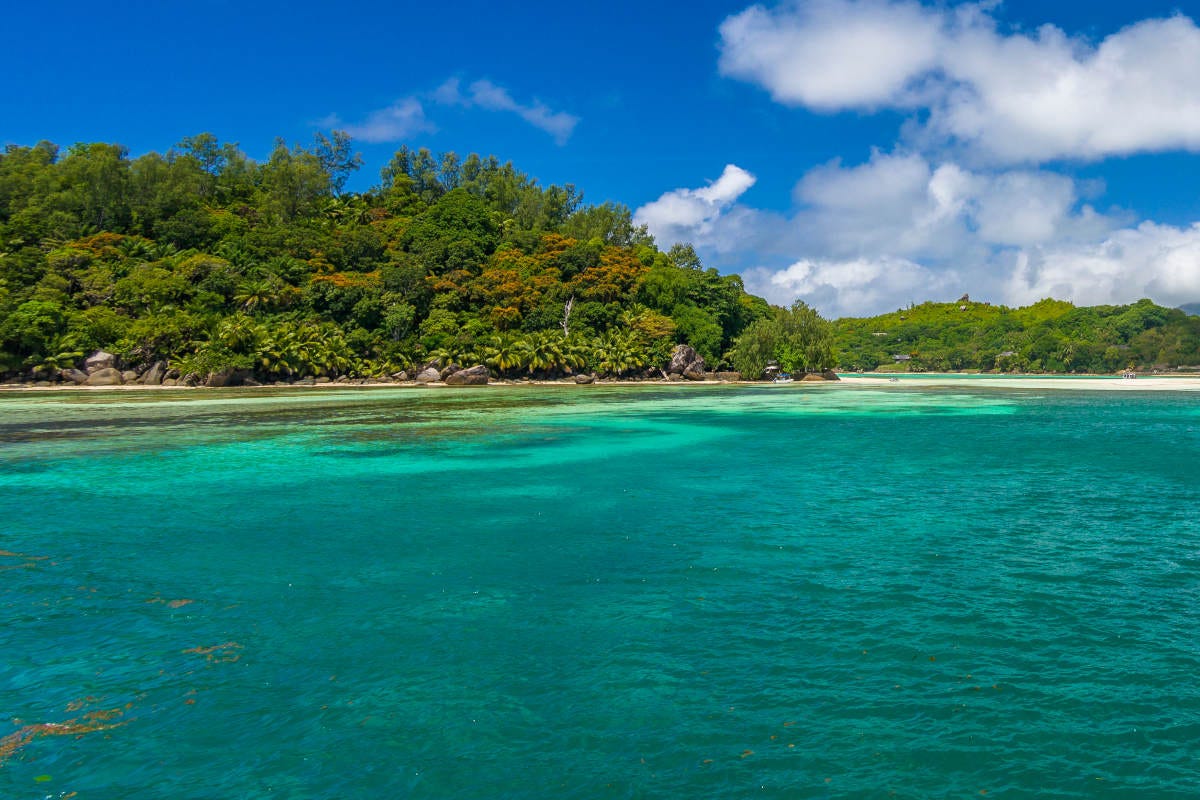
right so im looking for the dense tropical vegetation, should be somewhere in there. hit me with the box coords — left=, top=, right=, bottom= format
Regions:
left=3, top=133, right=1198, bottom=385
left=835, top=297, right=1200, bottom=373
left=731, top=301, right=835, bottom=378
left=0, top=133, right=774, bottom=383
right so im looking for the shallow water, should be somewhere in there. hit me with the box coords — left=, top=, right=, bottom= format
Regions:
left=2, top=385, right=1199, bottom=798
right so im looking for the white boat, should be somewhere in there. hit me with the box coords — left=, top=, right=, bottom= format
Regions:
left=773, top=373, right=794, bottom=383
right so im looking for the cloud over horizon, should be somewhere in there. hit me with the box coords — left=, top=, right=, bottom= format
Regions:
left=323, top=78, right=579, bottom=145
left=637, top=151, right=1200, bottom=318
left=627, top=2, right=1200, bottom=318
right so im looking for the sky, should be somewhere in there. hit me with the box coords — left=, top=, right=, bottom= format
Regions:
left=4, top=0, right=1200, bottom=318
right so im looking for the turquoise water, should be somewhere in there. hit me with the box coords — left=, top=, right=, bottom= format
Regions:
left=2, top=384, right=1199, bottom=799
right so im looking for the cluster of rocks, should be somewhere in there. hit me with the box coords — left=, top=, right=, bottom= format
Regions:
left=3, top=347, right=839, bottom=389
left=48, top=351, right=263, bottom=388
left=3, top=349, right=504, bottom=389
left=663, top=345, right=713, bottom=381
left=56, top=351, right=162, bottom=387
left=412, top=362, right=491, bottom=386
left=3, top=350, right=239, bottom=388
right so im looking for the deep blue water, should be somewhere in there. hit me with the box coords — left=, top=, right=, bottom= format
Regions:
left=1, top=384, right=1199, bottom=798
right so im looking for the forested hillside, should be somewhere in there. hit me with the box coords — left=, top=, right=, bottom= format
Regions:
left=0, top=134, right=771, bottom=382
left=835, top=297, right=1200, bottom=373
left=4, top=134, right=1199, bottom=385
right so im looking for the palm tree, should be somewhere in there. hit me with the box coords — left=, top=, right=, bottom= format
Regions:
left=592, top=330, right=647, bottom=377
left=216, top=314, right=262, bottom=353
left=215, top=240, right=257, bottom=270
left=426, top=346, right=459, bottom=369
left=525, top=331, right=563, bottom=375
left=234, top=277, right=279, bottom=313
left=26, top=335, right=84, bottom=378
left=481, top=334, right=526, bottom=376
left=116, top=236, right=155, bottom=262
left=255, top=325, right=300, bottom=378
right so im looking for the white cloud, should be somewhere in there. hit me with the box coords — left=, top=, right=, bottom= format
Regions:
left=695, top=5, right=1200, bottom=317
left=635, top=153, right=1200, bottom=318
left=633, top=164, right=757, bottom=249
left=323, top=78, right=579, bottom=145
left=319, top=99, right=434, bottom=143
left=744, top=256, right=960, bottom=317
left=718, top=0, right=943, bottom=109
left=719, top=1, right=1200, bottom=163
left=1009, top=222, right=1200, bottom=309
left=434, top=78, right=579, bottom=144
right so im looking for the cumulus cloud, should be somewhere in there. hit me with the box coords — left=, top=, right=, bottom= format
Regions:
left=323, top=78, right=578, bottom=145
left=718, top=0, right=942, bottom=109
left=435, top=78, right=579, bottom=144
left=633, top=164, right=757, bottom=249
left=719, top=1, right=1200, bottom=163
left=634, top=153, right=1200, bottom=318
left=744, top=256, right=960, bottom=317
left=1009, top=223, right=1200, bottom=309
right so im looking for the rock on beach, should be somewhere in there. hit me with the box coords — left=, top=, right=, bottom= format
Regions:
left=415, top=367, right=441, bottom=384
left=84, top=351, right=116, bottom=374
left=85, top=367, right=124, bottom=386
left=445, top=365, right=490, bottom=385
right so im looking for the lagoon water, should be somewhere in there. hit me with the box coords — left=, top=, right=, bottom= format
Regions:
left=2, top=384, right=1199, bottom=798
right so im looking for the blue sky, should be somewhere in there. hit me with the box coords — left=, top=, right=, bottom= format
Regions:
left=5, top=0, right=1200, bottom=316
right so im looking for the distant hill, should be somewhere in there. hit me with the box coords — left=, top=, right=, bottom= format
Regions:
left=834, top=298, right=1200, bottom=372
left=1180, top=303, right=1200, bottom=317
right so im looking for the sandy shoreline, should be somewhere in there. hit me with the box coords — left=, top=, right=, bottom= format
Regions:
left=838, top=375, right=1200, bottom=391
left=3, top=374, right=1200, bottom=393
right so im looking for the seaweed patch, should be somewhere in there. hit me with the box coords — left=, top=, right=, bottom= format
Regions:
left=181, top=641, right=242, bottom=664
left=0, top=700, right=131, bottom=767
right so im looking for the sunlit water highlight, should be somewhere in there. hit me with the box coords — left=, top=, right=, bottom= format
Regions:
left=2, top=385, right=1198, bottom=798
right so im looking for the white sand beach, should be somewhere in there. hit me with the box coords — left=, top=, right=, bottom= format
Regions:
left=837, top=375, right=1200, bottom=391
left=5, top=371, right=1200, bottom=393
